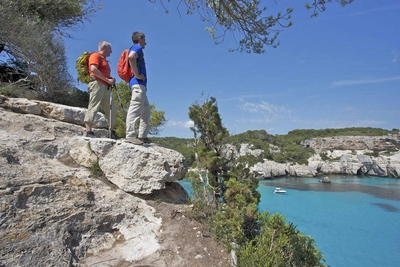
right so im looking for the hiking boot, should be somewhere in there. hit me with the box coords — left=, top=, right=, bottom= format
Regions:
left=110, top=130, right=121, bottom=140
left=86, top=131, right=95, bottom=138
left=125, top=137, right=143, bottom=145
left=138, top=137, right=152, bottom=144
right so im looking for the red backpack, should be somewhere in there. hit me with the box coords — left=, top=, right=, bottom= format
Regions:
left=117, top=47, right=144, bottom=83
left=117, top=49, right=133, bottom=83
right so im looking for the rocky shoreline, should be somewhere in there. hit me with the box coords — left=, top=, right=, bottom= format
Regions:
left=249, top=150, right=400, bottom=179
left=223, top=136, right=400, bottom=179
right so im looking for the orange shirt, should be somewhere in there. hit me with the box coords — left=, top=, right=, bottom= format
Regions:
left=88, top=52, right=111, bottom=85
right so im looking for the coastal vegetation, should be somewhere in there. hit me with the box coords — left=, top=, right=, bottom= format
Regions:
left=153, top=127, right=400, bottom=168
left=184, top=96, right=327, bottom=266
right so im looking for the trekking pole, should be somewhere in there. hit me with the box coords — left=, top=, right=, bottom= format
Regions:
left=113, top=84, right=123, bottom=107
left=109, top=86, right=112, bottom=138
left=112, top=84, right=128, bottom=117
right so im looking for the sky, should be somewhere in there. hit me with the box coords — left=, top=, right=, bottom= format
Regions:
left=63, top=0, right=400, bottom=138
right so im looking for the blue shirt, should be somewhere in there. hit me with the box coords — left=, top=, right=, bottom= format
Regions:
left=129, top=44, right=147, bottom=87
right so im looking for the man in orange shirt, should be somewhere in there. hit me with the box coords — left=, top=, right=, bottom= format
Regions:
left=84, top=40, right=119, bottom=139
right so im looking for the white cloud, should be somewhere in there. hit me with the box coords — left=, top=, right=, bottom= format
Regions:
left=238, top=101, right=291, bottom=124
left=332, top=76, right=400, bottom=87
left=184, top=120, right=194, bottom=128
left=241, top=101, right=290, bottom=114
left=166, top=120, right=194, bottom=128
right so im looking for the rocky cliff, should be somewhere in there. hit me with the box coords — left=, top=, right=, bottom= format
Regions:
left=247, top=135, right=400, bottom=179
left=0, top=96, right=231, bottom=267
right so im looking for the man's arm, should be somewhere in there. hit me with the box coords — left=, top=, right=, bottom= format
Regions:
left=90, top=64, right=115, bottom=85
left=128, top=51, right=145, bottom=81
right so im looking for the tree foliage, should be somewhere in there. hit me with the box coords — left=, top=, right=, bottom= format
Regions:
left=210, top=178, right=260, bottom=247
left=189, top=95, right=229, bottom=183
left=152, top=0, right=293, bottom=53
left=185, top=96, right=326, bottom=265
left=0, top=0, right=100, bottom=98
left=187, top=96, right=261, bottom=248
left=1, top=0, right=100, bottom=34
left=151, top=0, right=355, bottom=53
left=306, top=0, right=355, bottom=17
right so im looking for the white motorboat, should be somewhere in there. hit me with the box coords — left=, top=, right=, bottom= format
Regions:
left=274, top=188, right=287, bottom=194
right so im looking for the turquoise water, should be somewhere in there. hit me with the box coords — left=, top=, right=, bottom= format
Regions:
left=179, top=176, right=400, bottom=267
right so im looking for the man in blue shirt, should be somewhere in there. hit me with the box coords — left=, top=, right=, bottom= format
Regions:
left=125, top=31, right=150, bottom=145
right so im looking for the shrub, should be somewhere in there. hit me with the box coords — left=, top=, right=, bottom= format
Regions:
left=209, top=178, right=260, bottom=249
left=0, top=86, right=18, bottom=97
left=237, top=212, right=327, bottom=267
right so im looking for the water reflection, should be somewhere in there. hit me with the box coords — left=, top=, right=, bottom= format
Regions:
left=373, top=203, right=399, bottom=212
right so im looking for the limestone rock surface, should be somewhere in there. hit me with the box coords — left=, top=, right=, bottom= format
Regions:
left=0, top=96, right=200, bottom=267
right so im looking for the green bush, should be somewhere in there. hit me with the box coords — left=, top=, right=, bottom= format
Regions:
left=237, top=212, right=327, bottom=267
left=186, top=170, right=217, bottom=222
left=0, top=86, right=18, bottom=97
left=272, top=153, right=287, bottom=163
left=209, top=178, right=260, bottom=249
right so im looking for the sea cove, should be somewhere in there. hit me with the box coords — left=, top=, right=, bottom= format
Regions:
left=259, top=176, right=400, bottom=267
left=180, top=176, right=400, bottom=267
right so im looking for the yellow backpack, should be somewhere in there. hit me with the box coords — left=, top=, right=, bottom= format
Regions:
left=75, top=52, right=93, bottom=84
